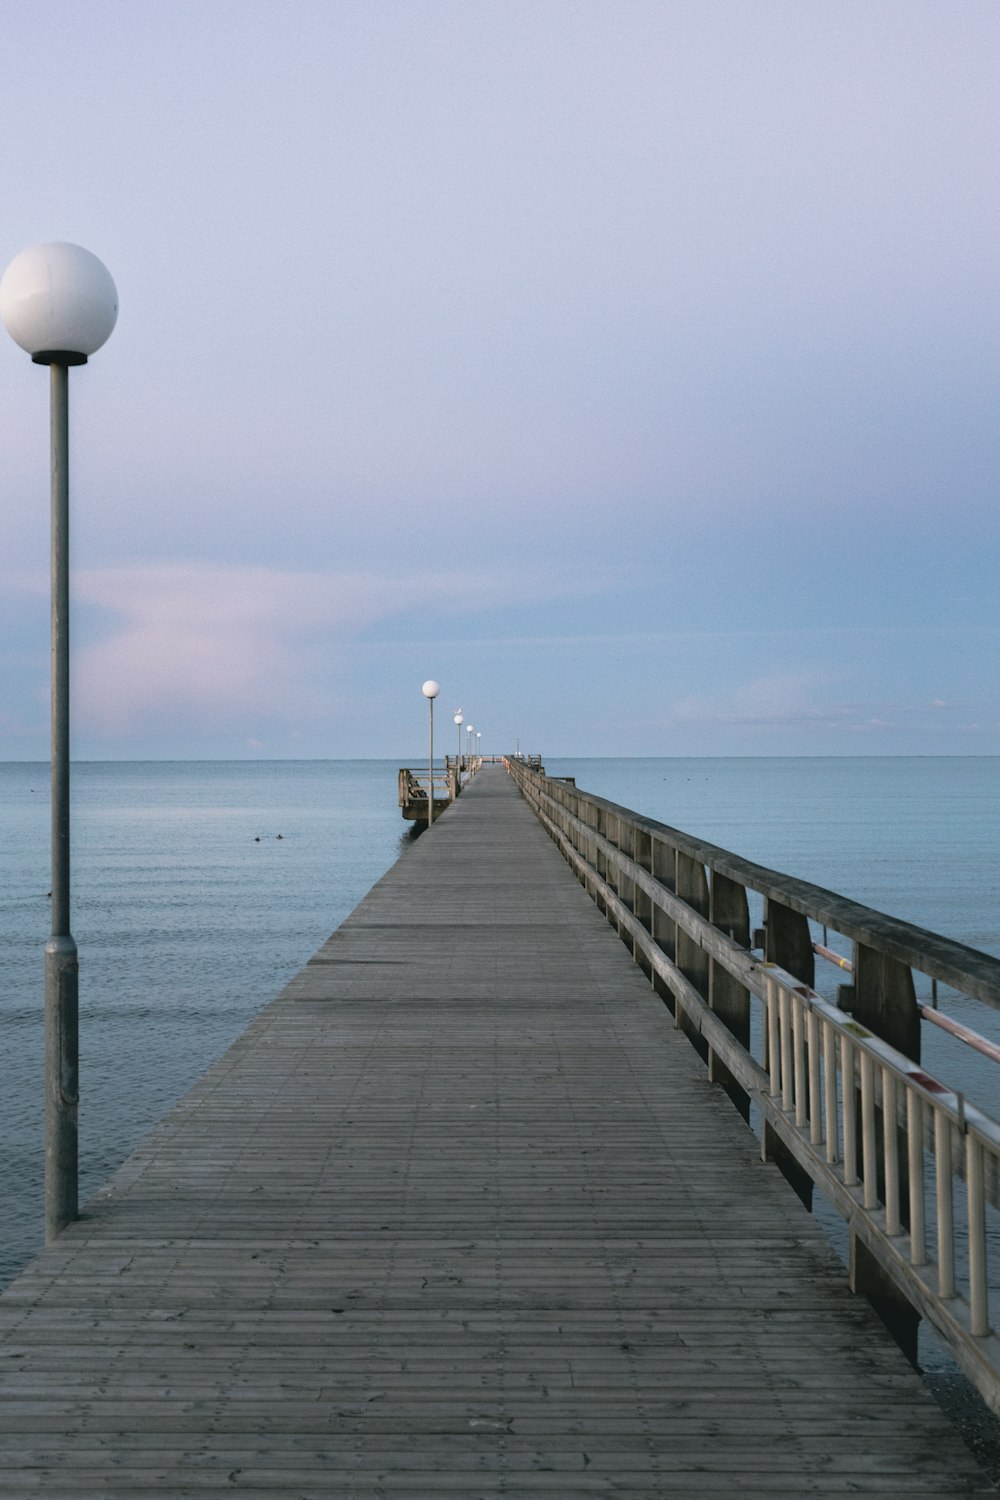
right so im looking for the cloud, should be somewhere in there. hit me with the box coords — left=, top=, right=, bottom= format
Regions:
left=67, top=562, right=565, bottom=736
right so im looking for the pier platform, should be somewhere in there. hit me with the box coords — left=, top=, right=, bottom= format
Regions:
left=0, top=766, right=992, bottom=1494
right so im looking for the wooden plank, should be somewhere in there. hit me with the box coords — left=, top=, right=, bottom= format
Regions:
left=0, top=768, right=991, bottom=1496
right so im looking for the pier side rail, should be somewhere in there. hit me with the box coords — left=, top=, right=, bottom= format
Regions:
left=504, top=757, right=1000, bottom=1416
left=397, top=766, right=451, bottom=816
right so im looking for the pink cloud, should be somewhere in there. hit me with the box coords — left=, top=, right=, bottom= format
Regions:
left=68, top=562, right=564, bottom=735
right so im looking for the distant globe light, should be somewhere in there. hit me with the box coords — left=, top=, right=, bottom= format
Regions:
left=454, top=711, right=464, bottom=725
left=0, top=242, right=118, bottom=363
left=422, top=680, right=440, bottom=699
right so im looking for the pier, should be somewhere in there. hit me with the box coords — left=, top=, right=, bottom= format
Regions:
left=0, top=764, right=996, bottom=1494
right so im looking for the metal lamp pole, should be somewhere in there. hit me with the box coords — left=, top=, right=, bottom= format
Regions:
left=476, top=731, right=482, bottom=763
left=454, top=710, right=464, bottom=781
left=422, top=680, right=440, bottom=826
left=0, top=242, right=118, bottom=1242
left=47, top=359, right=77, bottom=1242
left=466, top=724, right=473, bottom=770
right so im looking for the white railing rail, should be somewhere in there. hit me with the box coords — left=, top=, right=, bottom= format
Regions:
left=504, top=758, right=1000, bottom=1415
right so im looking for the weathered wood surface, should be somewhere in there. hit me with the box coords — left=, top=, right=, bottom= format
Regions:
left=0, top=767, right=992, bottom=1496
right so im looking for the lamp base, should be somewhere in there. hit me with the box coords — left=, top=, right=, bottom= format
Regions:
left=32, top=350, right=88, bottom=366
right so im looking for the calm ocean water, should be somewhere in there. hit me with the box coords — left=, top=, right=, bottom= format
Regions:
left=2, top=756, right=999, bottom=1290
left=0, top=760, right=409, bottom=1287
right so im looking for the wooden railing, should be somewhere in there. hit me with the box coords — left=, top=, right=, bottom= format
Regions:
left=504, top=757, right=1000, bottom=1415
left=398, top=758, right=483, bottom=821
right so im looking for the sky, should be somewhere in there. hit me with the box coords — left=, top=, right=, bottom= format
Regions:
left=0, top=0, right=997, bottom=760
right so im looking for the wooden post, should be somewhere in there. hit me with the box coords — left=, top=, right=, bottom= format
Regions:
left=620, top=818, right=636, bottom=929
left=849, top=944, right=921, bottom=1363
left=585, top=802, right=598, bottom=901
left=675, top=852, right=710, bottom=1060
left=594, top=805, right=607, bottom=914
left=650, top=837, right=676, bottom=1009
left=765, top=899, right=814, bottom=987
left=610, top=814, right=624, bottom=936
left=763, top=897, right=814, bottom=1208
left=633, top=830, right=653, bottom=977
left=709, top=872, right=751, bottom=1120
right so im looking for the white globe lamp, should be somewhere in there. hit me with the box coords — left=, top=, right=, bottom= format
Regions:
left=0, top=241, right=118, bottom=364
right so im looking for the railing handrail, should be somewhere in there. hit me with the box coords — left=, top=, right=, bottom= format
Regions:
left=512, top=769, right=1000, bottom=1010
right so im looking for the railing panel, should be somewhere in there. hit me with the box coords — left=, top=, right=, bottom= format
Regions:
left=502, top=757, right=1000, bottom=1415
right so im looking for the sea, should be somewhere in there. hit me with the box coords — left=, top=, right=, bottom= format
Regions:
left=1, top=756, right=999, bottom=1462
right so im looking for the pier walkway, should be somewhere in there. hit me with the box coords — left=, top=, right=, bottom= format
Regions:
left=0, top=766, right=992, bottom=1495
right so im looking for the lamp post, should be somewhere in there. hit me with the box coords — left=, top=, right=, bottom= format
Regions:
left=0, top=242, right=118, bottom=1242
left=466, top=724, right=473, bottom=769
left=476, top=731, right=482, bottom=762
left=422, top=680, right=439, bottom=826
left=453, top=709, right=464, bottom=781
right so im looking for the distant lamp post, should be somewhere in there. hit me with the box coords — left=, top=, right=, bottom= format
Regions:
left=476, top=732, right=482, bottom=761
left=422, top=680, right=440, bottom=826
left=466, top=724, right=474, bottom=770
left=0, top=241, right=118, bottom=1243
left=453, top=710, right=464, bottom=779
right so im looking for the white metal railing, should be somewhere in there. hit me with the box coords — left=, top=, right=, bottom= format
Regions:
left=812, top=940, right=1000, bottom=1066
left=505, top=758, right=1000, bottom=1415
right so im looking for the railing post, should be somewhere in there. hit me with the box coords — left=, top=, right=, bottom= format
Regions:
left=675, top=852, right=710, bottom=1060
left=594, top=805, right=607, bottom=913
left=586, top=802, right=599, bottom=900
left=632, top=829, right=653, bottom=978
left=650, top=837, right=676, bottom=1007
left=765, top=899, right=814, bottom=986
left=619, top=819, right=637, bottom=943
left=849, top=944, right=921, bottom=1364
left=763, top=898, right=814, bottom=1208
left=609, top=814, right=624, bottom=934
left=709, top=872, right=751, bottom=1120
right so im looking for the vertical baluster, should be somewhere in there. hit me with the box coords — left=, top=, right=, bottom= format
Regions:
left=883, top=1070, right=900, bottom=1235
left=793, top=998, right=807, bottom=1128
left=808, top=1009, right=821, bottom=1147
left=767, top=976, right=780, bottom=1097
left=935, top=1108, right=955, bottom=1298
left=780, top=988, right=793, bottom=1115
left=907, top=1090, right=926, bottom=1266
left=842, top=1036, right=857, bottom=1187
left=823, top=1020, right=838, bottom=1163
left=967, top=1129, right=988, bottom=1337
left=861, top=1052, right=877, bottom=1210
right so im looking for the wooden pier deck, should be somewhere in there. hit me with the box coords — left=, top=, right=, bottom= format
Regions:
left=0, top=766, right=992, bottom=1496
